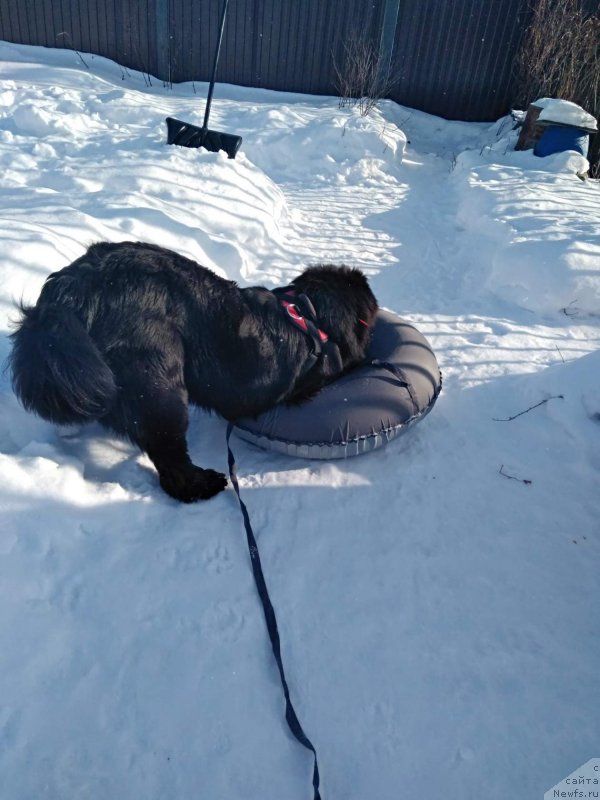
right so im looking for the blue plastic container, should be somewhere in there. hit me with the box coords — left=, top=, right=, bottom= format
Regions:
left=534, top=125, right=589, bottom=157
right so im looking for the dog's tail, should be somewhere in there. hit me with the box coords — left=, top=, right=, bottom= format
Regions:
left=9, top=304, right=117, bottom=424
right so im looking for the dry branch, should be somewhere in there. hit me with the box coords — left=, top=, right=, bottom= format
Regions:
left=333, top=33, right=400, bottom=117
left=499, top=465, right=533, bottom=485
left=493, top=395, right=564, bottom=422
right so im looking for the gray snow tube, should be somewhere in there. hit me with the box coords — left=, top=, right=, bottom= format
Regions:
left=234, top=310, right=442, bottom=459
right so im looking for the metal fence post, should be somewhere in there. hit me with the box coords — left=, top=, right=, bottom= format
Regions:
left=155, top=0, right=170, bottom=84
left=378, top=0, right=400, bottom=83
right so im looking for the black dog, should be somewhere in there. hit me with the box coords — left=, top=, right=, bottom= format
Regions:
left=9, top=242, right=378, bottom=502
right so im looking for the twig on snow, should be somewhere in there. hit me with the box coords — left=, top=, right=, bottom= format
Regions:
left=493, top=395, right=564, bottom=422
left=56, top=32, right=89, bottom=69
left=561, top=300, right=580, bottom=317
left=499, top=465, right=532, bottom=485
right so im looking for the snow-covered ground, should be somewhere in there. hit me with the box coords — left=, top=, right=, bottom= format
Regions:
left=0, top=41, right=599, bottom=800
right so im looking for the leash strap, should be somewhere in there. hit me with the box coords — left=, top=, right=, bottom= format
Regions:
left=226, top=422, right=322, bottom=800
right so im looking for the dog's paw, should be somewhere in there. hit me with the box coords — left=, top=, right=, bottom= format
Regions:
left=159, top=466, right=228, bottom=503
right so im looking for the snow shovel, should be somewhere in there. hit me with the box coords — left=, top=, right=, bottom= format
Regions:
left=166, top=0, right=242, bottom=159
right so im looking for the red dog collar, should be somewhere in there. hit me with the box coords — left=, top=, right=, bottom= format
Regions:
left=280, top=296, right=329, bottom=343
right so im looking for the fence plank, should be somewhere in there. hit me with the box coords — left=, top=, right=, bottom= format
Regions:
left=390, top=0, right=530, bottom=119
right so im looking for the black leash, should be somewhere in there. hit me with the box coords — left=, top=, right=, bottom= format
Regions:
left=226, top=422, right=322, bottom=800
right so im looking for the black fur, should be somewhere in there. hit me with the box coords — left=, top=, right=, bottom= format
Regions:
left=9, top=241, right=378, bottom=502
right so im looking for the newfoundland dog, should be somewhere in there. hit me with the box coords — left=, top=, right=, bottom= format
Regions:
left=9, top=242, right=378, bottom=502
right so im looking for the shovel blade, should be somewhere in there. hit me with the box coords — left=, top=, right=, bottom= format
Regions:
left=166, top=117, right=242, bottom=159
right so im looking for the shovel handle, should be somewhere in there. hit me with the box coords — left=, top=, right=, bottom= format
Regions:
left=203, top=0, right=230, bottom=131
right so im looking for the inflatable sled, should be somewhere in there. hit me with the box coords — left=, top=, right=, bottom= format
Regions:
left=234, top=310, right=442, bottom=459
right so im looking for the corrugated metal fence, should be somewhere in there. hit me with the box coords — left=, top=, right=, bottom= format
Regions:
left=0, top=0, right=532, bottom=121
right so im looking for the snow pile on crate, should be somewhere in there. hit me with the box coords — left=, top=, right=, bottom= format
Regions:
left=536, top=97, right=597, bottom=131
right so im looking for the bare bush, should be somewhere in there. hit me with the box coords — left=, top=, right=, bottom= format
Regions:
left=514, top=0, right=600, bottom=175
left=333, top=33, right=399, bottom=117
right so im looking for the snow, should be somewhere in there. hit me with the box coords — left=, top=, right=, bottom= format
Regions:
left=535, top=97, right=598, bottom=131
left=453, top=139, right=600, bottom=316
left=0, top=41, right=599, bottom=800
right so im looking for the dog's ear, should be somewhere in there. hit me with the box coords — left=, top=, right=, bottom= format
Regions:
left=321, top=341, right=344, bottom=375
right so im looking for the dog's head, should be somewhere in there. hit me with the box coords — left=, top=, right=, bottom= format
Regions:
left=291, top=264, right=378, bottom=369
